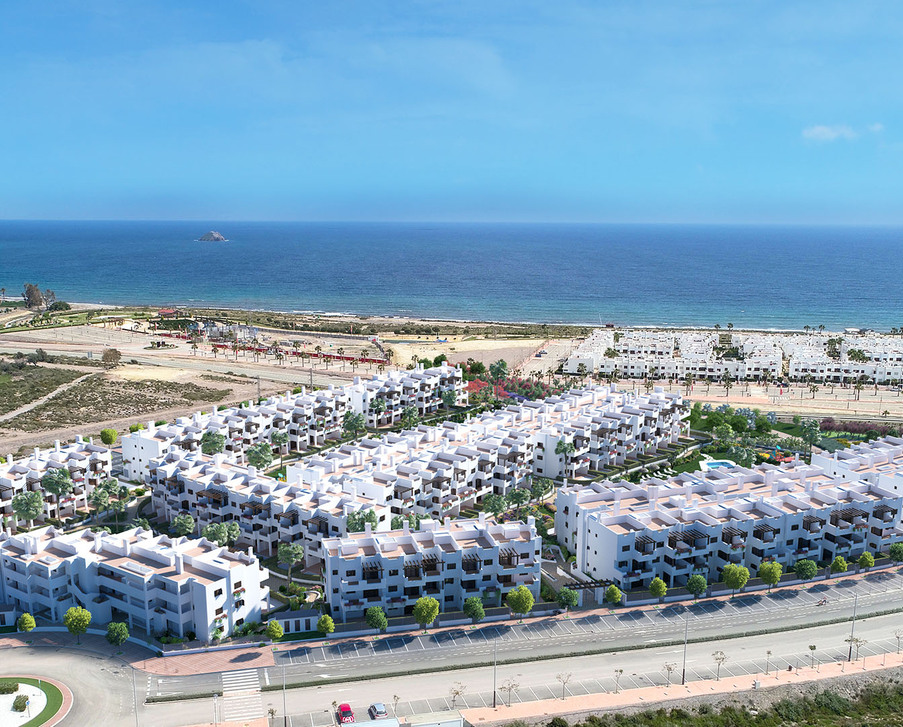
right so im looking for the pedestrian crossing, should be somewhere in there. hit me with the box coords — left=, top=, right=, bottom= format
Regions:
left=221, top=668, right=262, bottom=722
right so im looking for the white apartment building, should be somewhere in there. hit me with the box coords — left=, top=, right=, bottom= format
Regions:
left=0, top=438, right=113, bottom=526
left=0, top=526, right=268, bottom=638
left=323, top=514, right=541, bottom=622
left=567, top=330, right=781, bottom=382
left=123, top=366, right=468, bottom=484
left=289, top=385, right=685, bottom=519
left=149, top=451, right=388, bottom=565
left=348, top=363, right=467, bottom=427
left=557, top=451, right=903, bottom=591
left=812, top=437, right=903, bottom=494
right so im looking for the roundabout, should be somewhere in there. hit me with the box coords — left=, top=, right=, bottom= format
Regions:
left=0, top=678, right=68, bottom=727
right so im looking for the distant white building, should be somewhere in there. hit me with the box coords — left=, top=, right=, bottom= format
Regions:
left=0, top=526, right=268, bottom=639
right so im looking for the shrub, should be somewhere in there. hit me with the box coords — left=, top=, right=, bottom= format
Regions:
left=0, top=681, right=19, bottom=694
left=13, top=694, right=28, bottom=712
left=134, top=487, right=146, bottom=496
left=814, top=690, right=851, bottom=714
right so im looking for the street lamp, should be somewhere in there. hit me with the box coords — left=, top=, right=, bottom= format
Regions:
left=848, top=593, right=859, bottom=662
left=492, top=640, right=498, bottom=708
left=283, top=663, right=288, bottom=727
left=213, top=693, right=219, bottom=727
left=131, top=664, right=140, bottom=727
left=680, top=614, right=689, bottom=685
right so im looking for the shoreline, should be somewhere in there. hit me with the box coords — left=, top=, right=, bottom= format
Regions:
left=59, top=300, right=886, bottom=335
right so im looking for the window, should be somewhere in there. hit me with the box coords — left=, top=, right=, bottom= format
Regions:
left=332, top=569, right=338, bottom=576
left=345, top=570, right=355, bottom=577
left=447, top=563, right=456, bottom=570
left=621, top=545, right=629, bottom=552
left=214, top=588, right=222, bottom=598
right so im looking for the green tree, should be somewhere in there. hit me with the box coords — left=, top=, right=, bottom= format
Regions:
left=271, top=430, right=289, bottom=468
left=722, top=563, right=750, bottom=596
left=87, top=486, right=110, bottom=519
left=489, top=359, right=508, bottom=383
left=369, top=397, right=387, bottom=425
left=63, top=606, right=92, bottom=644
left=830, top=555, right=848, bottom=574
left=505, top=488, right=530, bottom=516
left=365, top=606, right=389, bottom=632
left=858, top=551, right=875, bottom=570
left=463, top=596, right=485, bottom=623
left=555, top=438, right=577, bottom=462
left=342, top=411, right=367, bottom=438
left=278, top=542, right=305, bottom=582
left=889, top=543, right=903, bottom=563
left=441, top=390, right=457, bottom=409
left=649, top=577, right=668, bottom=601
left=100, top=428, right=118, bottom=447
left=400, top=406, right=421, bottom=429
left=17, top=613, right=35, bottom=633
left=531, top=478, right=554, bottom=502
left=505, top=585, right=535, bottom=617
left=12, top=491, right=43, bottom=529
left=604, top=584, right=622, bottom=605
left=345, top=509, right=378, bottom=533
left=686, top=574, right=708, bottom=600
left=412, top=596, right=440, bottom=628
left=200, top=430, right=226, bottom=455
left=712, top=423, right=736, bottom=445
left=246, top=442, right=274, bottom=470
left=41, top=467, right=73, bottom=506
left=106, top=621, right=130, bottom=648
left=170, top=513, right=196, bottom=537
left=758, top=561, right=783, bottom=591
left=557, top=587, right=579, bottom=612
left=266, top=620, right=284, bottom=640
left=202, top=521, right=240, bottom=547
left=794, top=559, right=818, bottom=581
left=482, top=494, right=506, bottom=518
left=317, top=614, right=335, bottom=635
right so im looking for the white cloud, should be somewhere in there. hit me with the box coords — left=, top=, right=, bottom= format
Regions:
left=869, top=122, right=885, bottom=133
left=802, top=124, right=858, bottom=142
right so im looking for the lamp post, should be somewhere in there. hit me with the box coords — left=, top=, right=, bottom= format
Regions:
left=680, top=614, right=689, bottom=685
left=213, top=693, right=219, bottom=727
left=848, top=593, right=859, bottom=662
left=283, top=663, right=288, bottom=727
left=131, top=664, right=140, bottom=727
left=492, top=639, right=498, bottom=708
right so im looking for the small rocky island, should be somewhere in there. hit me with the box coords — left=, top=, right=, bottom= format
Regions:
left=198, top=230, right=227, bottom=242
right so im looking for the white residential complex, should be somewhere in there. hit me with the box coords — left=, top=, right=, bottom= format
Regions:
left=122, top=363, right=467, bottom=483
left=288, top=385, right=686, bottom=519
left=567, top=328, right=903, bottom=385
left=0, top=526, right=267, bottom=638
left=565, top=329, right=781, bottom=382
left=1, top=438, right=113, bottom=527
left=323, top=514, right=541, bottom=621
left=149, top=452, right=387, bottom=565
left=557, top=441, right=903, bottom=591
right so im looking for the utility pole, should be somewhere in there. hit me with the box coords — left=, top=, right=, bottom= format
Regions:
left=848, top=593, right=859, bottom=661
left=257, top=375, right=261, bottom=401
left=213, top=694, right=219, bottom=727
left=492, top=639, right=498, bottom=708
left=681, top=614, right=689, bottom=685
left=283, top=663, right=288, bottom=727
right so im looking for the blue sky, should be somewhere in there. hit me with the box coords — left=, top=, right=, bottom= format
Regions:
left=0, top=1, right=900, bottom=222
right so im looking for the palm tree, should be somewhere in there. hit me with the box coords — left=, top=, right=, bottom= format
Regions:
left=12, top=491, right=44, bottom=530
left=722, top=371, right=735, bottom=397
left=684, top=372, right=694, bottom=394
left=337, top=348, right=346, bottom=369
left=271, top=430, right=289, bottom=468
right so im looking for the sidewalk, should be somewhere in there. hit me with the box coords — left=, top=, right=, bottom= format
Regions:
left=462, top=651, right=903, bottom=726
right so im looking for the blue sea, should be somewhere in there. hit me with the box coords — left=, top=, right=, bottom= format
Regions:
left=0, top=221, right=900, bottom=330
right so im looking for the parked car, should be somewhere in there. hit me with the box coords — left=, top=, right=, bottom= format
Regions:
left=338, top=704, right=355, bottom=723
left=368, top=703, right=389, bottom=720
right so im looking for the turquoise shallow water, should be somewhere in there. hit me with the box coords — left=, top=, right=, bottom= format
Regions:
left=0, top=221, right=900, bottom=330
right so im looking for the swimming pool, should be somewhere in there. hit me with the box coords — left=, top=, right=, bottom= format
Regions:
left=702, top=459, right=735, bottom=471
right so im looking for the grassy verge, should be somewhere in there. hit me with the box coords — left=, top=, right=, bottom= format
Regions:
left=17, top=677, right=64, bottom=727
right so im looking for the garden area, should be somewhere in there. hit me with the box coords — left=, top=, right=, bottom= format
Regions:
left=0, top=678, right=64, bottom=727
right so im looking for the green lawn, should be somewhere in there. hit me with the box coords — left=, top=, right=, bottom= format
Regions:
left=773, top=421, right=806, bottom=437
left=14, top=677, right=64, bottom=727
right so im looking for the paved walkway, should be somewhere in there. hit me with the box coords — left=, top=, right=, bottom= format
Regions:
left=462, top=651, right=903, bottom=725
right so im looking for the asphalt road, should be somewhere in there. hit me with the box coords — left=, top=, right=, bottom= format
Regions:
left=146, top=568, right=903, bottom=700
left=5, top=572, right=903, bottom=727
